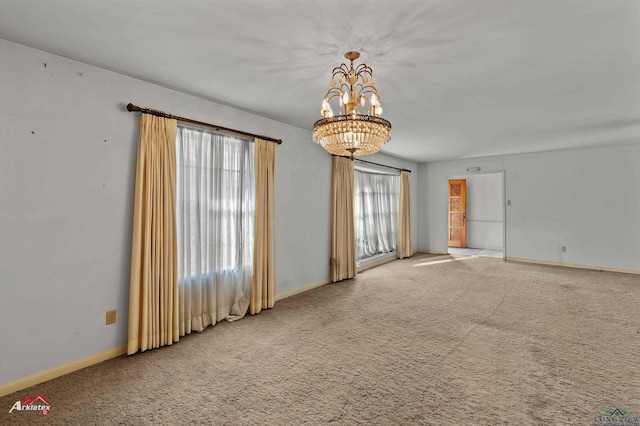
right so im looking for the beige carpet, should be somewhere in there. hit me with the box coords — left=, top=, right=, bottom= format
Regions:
left=2, top=253, right=639, bottom=425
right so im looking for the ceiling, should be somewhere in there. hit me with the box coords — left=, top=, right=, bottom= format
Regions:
left=1, top=0, right=639, bottom=162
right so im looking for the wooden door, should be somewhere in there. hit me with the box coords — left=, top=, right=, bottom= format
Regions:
left=448, top=179, right=466, bottom=248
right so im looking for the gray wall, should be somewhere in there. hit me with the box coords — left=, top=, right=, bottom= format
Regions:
left=417, top=145, right=640, bottom=271
left=0, top=40, right=333, bottom=386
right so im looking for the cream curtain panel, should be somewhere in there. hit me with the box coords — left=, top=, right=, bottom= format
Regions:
left=251, top=138, right=276, bottom=314
left=128, top=114, right=179, bottom=355
left=330, top=156, right=356, bottom=282
left=397, top=170, right=413, bottom=259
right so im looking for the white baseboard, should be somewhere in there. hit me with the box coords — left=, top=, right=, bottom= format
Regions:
left=275, top=278, right=331, bottom=302
left=0, top=344, right=127, bottom=398
left=507, top=257, right=640, bottom=275
left=416, top=249, right=448, bottom=255
left=357, top=255, right=397, bottom=273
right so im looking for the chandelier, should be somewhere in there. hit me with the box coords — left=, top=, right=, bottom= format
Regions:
left=312, top=51, right=392, bottom=159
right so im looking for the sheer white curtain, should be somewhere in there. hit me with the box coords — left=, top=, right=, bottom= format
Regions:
left=176, top=126, right=255, bottom=335
left=354, top=170, right=399, bottom=261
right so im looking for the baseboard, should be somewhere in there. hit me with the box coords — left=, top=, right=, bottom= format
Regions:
left=275, top=278, right=331, bottom=302
left=356, top=254, right=398, bottom=273
left=0, top=344, right=127, bottom=398
left=507, top=257, right=640, bottom=275
left=416, top=249, right=448, bottom=255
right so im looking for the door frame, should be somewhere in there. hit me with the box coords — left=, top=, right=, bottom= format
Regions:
left=445, top=170, right=506, bottom=259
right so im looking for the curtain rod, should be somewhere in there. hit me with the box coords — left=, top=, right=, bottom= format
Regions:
left=337, top=155, right=412, bottom=173
left=126, top=103, right=282, bottom=144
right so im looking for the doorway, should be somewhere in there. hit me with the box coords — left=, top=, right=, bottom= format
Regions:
left=446, top=172, right=505, bottom=259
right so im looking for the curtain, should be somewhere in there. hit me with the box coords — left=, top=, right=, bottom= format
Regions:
left=251, top=138, right=276, bottom=314
left=397, top=171, right=413, bottom=259
left=331, top=156, right=356, bottom=282
left=175, top=127, right=254, bottom=335
left=354, top=170, right=399, bottom=261
left=128, top=114, right=179, bottom=355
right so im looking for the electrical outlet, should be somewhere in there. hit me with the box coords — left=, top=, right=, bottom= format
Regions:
left=561, top=246, right=567, bottom=252
left=106, top=309, right=117, bottom=325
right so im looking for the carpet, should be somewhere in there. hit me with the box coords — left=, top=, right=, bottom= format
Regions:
left=1, top=253, right=639, bottom=425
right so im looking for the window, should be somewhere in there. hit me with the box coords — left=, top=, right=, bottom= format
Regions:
left=354, top=169, right=399, bottom=262
left=176, top=126, right=254, bottom=276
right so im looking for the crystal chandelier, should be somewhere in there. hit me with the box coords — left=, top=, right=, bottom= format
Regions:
left=312, top=51, right=392, bottom=159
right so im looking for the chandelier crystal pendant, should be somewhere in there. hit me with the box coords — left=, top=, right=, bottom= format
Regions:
left=312, top=51, right=392, bottom=159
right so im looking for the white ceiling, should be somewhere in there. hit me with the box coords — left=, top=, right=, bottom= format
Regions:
left=1, top=0, right=639, bottom=162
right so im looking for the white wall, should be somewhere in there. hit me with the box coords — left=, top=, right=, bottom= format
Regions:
left=0, top=40, right=333, bottom=386
left=448, top=173, right=504, bottom=250
left=418, top=145, right=640, bottom=271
